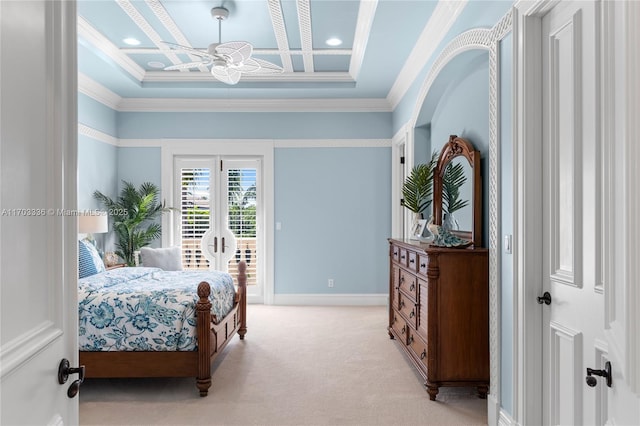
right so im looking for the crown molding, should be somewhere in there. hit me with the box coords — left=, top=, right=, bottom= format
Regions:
left=142, top=70, right=354, bottom=84
left=117, top=97, right=391, bottom=112
left=386, top=0, right=468, bottom=109
left=78, top=73, right=122, bottom=110
left=78, top=71, right=389, bottom=112
left=77, top=16, right=146, bottom=82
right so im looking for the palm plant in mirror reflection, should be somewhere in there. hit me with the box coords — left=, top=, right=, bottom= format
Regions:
left=442, top=162, right=468, bottom=214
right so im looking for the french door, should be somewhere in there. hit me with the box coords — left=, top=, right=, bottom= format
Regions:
left=174, top=156, right=263, bottom=298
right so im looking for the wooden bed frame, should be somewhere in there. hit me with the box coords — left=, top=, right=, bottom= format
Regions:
left=79, top=261, right=247, bottom=397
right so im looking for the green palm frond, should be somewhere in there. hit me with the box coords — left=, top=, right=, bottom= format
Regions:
left=402, top=151, right=438, bottom=215
left=442, top=162, right=469, bottom=214
left=94, top=181, right=171, bottom=266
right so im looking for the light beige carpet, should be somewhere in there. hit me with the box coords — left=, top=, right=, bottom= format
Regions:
left=80, top=305, right=487, bottom=425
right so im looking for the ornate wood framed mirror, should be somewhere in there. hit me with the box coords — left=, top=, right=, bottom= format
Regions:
left=432, top=135, right=482, bottom=247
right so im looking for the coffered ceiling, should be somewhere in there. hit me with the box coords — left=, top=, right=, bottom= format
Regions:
left=77, top=1, right=512, bottom=111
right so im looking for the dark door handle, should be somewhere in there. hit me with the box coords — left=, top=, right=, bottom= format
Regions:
left=58, top=358, right=85, bottom=398
left=537, top=291, right=552, bottom=305
left=586, top=361, right=612, bottom=388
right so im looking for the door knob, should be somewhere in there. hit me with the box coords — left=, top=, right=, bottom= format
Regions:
left=586, top=361, right=612, bottom=388
left=537, top=291, right=552, bottom=305
left=58, top=358, right=85, bottom=398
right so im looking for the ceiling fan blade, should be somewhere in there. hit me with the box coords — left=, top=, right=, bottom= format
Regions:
left=211, top=66, right=242, bottom=85
left=215, top=41, right=253, bottom=64
left=246, top=58, right=284, bottom=74
left=161, top=41, right=212, bottom=59
left=164, top=61, right=209, bottom=71
left=234, top=58, right=261, bottom=73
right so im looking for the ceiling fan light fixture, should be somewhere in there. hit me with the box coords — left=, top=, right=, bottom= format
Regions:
left=212, top=58, right=227, bottom=70
left=162, top=5, right=283, bottom=84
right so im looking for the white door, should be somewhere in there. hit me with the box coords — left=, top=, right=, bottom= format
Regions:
left=541, top=1, right=636, bottom=424
left=174, top=156, right=264, bottom=302
left=0, top=1, right=79, bottom=424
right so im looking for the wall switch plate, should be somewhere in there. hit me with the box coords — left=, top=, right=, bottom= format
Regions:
left=328, top=279, right=334, bottom=288
left=504, top=234, right=512, bottom=254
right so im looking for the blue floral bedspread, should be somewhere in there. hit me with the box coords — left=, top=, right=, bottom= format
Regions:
left=79, top=267, right=236, bottom=352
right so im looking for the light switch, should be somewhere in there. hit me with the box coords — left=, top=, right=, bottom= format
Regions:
left=504, top=234, right=512, bottom=254
left=276, top=222, right=282, bottom=230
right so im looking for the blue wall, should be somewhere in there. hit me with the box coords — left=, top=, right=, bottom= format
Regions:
left=77, top=135, right=117, bottom=211
left=274, top=147, right=391, bottom=294
left=116, top=111, right=392, bottom=139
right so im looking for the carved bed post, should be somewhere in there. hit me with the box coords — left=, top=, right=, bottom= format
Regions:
left=237, top=261, right=247, bottom=339
left=196, top=282, right=212, bottom=397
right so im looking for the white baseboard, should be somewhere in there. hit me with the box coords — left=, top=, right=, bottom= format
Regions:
left=273, top=293, right=387, bottom=306
left=488, top=394, right=500, bottom=426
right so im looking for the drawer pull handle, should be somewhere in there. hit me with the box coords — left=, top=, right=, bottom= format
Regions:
left=401, top=326, right=405, bottom=334
left=401, top=300, right=405, bottom=308
left=410, top=311, right=415, bottom=318
left=394, top=251, right=398, bottom=256
left=420, top=350, right=426, bottom=360
left=420, top=263, right=426, bottom=268
left=401, top=255, right=406, bottom=260
left=409, top=258, right=415, bottom=264
left=410, top=283, right=415, bottom=291
left=409, top=335, right=414, bottom=344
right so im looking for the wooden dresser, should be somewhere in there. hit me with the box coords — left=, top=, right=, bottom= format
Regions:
left=387, top=238, right=489, bottom=400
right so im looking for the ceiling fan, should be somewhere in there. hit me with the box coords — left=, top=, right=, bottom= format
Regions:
left=162, top=6, right=283, bottom=85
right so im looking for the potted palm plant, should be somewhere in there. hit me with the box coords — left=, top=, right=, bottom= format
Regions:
left=94, top=181, right=171, bottom=266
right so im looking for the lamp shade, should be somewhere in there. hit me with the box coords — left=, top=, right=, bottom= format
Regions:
left=78, top=212, right=108, bottom=234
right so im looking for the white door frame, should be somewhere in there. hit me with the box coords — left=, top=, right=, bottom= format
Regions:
left=514, top=1, right=640, bottom=424
left=161, top=140, right=275, bottom=305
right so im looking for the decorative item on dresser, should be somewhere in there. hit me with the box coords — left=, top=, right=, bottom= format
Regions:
left=388, top=135, right=489, bottom=401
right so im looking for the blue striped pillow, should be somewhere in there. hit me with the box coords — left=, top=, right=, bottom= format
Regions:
left=79, top=239, right=106, bottom=278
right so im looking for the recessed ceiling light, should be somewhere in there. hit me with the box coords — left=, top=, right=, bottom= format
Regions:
left=326, top=37, right=342, bottom=47
left=147, top=61, right=166, bottom=69
left=123, top=37, right=141, bottom=46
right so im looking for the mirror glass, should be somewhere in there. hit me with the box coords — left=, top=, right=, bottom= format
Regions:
left=432, top=135, right=481, bottom=247
left=442, top=157, right=473, bottom=233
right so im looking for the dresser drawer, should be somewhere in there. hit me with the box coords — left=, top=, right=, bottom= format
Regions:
left=407, top=250, right=417, bottom=271
left=399, top=248, right=408, bottom=266
left=391, top=312, right=407, bottom=344
left=398, top=292, right=418, bottom=327
left=391, top=244, right=400, bottom=263
left=391, top=265, right=401, bottom=307
left=408, top=329, right=428, bottom=370
left=418, top=253, right=429, bottom=276
left=398, top=269, right=418, bottom=300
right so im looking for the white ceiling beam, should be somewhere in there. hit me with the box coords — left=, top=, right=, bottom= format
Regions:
left=267, top=0, right=294, bottom=73
left=144, top=0, right=209, bottom=72
left=349, top=0, right=378, bottom=81
left=296, top=0, right=314, bottom=72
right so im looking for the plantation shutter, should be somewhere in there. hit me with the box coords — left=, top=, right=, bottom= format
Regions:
left=179, top=166, right=212, bottom=270
left=226, top=167, right=257, bottom=285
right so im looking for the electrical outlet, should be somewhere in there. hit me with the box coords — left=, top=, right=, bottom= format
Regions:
left=328, top=279, right=334, bottom=288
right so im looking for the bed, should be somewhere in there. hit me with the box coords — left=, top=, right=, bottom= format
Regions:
left=77, top=254, right=247, bottom=397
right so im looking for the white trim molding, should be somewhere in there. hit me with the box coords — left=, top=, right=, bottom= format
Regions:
left=78, top=123, right=119, bottom=146
left=387, top=0, right=469, bottom=109
left=404, top=9, right=513, bottom=424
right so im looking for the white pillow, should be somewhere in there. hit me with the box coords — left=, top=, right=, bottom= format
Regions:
left=139, top=246, right=183, bottom=271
